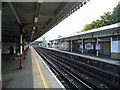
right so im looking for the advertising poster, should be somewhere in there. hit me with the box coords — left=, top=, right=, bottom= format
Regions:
left=80, top=44, right=83, bottom=49
left=86, top=43, right=93, bottom=49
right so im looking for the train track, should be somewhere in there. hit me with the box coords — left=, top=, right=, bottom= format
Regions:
left=35, top=48, right=94, bottom=90
left=34, top=47, right=120, bottom=90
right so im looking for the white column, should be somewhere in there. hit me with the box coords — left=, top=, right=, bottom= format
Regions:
left=19, top=34, right=23, bottom=69
left=82, top=39, right=84, bottom=54
left=96, top=37, right=99, bottom=56
left=71, top=40, right=72, bottom=52
left=54, top=40, right=55, bottom=48
left=57, top=41, right=59, bottom=49
left=110, top=37, right=113, bottom=58
left=20, top=34, right=23, bottom=55
left=117, top=36, right=118, bottom=41
left=0, top=1, right=2, bottom=89
left=110, top=37, right=112, bottom=54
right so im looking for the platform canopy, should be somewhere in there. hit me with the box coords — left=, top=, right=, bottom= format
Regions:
left=2, top=0, right=89, bottom=42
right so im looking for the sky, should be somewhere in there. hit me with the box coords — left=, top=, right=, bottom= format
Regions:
left=36, top=0, right=119, bottom=42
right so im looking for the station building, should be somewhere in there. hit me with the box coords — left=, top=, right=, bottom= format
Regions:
left=50, top=23, right=120, bottom=60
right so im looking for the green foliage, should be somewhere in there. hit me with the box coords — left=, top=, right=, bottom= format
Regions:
left=111, top=2, right=120, bottom=23
left=100, top=12, right=113, bottom=25
left=34, top=41, right=44, bottom=43
left=82, top=24, right=92, bottom=32
left=81, top=3, right=120, bottom=32
left=33, top=41, right=44, bottom=45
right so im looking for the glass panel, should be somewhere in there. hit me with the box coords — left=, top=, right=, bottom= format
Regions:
left=112, top=37, right=117, bottom=41
left=78, top=40, right=82, bottom=42
left=118, top=36, right=120, bottom=41
left=99, top=37, right=110, bottom=42
left=84, top=39, right=96, bottom=42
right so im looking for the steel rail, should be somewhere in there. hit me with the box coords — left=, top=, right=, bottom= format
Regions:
left=34, top=47, right=120, bottom=90
left=35, top=48, right=94, bottom=90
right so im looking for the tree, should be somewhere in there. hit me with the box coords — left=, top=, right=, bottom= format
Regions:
left=82, top=24, right=92, bottom=32
left=75, top=31, right=82, bottom=34
left=111, top=2, right=120, bottom=23
left=100, top=12, right=112, bottom=25
left=77, top=2, right=120, bottom=33
left=33, top=41, right=44, bottom=45
left=82, top=19, right=104, bottom=32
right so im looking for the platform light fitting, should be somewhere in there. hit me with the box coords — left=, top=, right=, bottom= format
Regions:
left=84, top=1, right=87, bottom=5
left=32, top=31, right=34, bottom=34
left=33, top=27, right=35, bottom=30
left=81, top=3, right=83, bottom=7
left=77, top=6, right=80, bottom=9
left=34, top=17, right=38, bottom=22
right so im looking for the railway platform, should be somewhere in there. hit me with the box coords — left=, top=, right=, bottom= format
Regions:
left=2, top=47, right=64, bottom=89
left=48, top=47, right=120, bottom=66
left=33, top=46, right=120, bottom=89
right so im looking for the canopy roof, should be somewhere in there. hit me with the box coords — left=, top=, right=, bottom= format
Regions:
left=2, top=0, right=88, bottom=42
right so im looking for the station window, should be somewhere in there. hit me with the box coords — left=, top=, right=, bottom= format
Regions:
left=99, top=37, right=110, bottom=42
left=118, top=36, right=120, bottom=41
left=112, top=37, right=117, bottom=41
left=78, top=40, right=82, bottom=43
left=112, top=36, right=120, bottom=41
left=84, top=39, right=96, bottom=43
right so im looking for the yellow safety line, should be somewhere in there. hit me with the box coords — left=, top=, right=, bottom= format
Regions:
left=32, top=50, right=49, bottom=89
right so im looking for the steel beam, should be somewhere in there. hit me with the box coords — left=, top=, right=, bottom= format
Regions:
left=19, top=34, right=23, bottom=69
left=110, top=37, right=112, bottom=58
left=8, top=2, right=21, bottom=25
left=35, top=3, right=41, bottom=18
left=31, top=2, right=41, bottom=41
left=38, top=9, right=55, bottom=18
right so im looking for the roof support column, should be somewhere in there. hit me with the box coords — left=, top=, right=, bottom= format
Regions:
left=110, top=37, right=112, bottom=58
left=0, top=1, right=2, bottom=89
left=19, top=34, right=23, bottom=69
left=96, top=37, right=99, bottom=56
left=19, top=26, right=24, bottom=69
left=19, top=35, right=23, bottom=68
left=57, top=41, right=58, bottom=49
left=82, top=39, right=84, bottom=54
left=71, top=40, right=72, bottom=52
